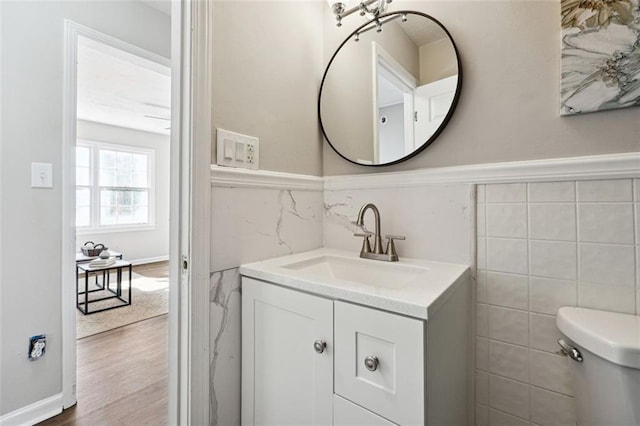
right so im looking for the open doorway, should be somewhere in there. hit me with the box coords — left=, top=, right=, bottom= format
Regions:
left=74, top=35, right=171, bottom=337
left=48, top=17, right=173, bottom=424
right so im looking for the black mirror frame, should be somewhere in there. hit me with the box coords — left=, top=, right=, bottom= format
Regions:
left=318, top=10, right=463, bottom=167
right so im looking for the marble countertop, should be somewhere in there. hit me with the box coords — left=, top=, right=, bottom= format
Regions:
left=239, top=248, right=470, bottom=320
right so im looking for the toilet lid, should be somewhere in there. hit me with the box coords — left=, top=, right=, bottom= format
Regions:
left=557, top=307, right=640, bottom=369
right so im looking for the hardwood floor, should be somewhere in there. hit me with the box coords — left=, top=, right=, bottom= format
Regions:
left=133, top=261, right=170, bottom=279
left=40, top=261, right=169, bottom=426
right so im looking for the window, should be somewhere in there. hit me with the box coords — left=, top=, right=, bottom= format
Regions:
left=76, top=140, right=154, bottom=232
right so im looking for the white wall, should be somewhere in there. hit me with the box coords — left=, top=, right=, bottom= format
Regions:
left=0, top=1, right=169, bottom=416
left=76, top=120, right=169, bottom=263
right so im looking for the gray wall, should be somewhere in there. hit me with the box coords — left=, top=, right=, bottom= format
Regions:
left=0, top=1, right=169, bottom=415
left=323, top=1, right=640, bottom=176
left=211, top=1, right=324, bottom=176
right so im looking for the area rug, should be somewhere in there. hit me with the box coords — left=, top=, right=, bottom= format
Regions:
left=76, top=272, right=169, bottom=339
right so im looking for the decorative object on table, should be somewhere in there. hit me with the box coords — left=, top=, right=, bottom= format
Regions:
left=89, top=257, right=117, bottom=267
left=561, top=0, right=640, bottom=115
left=99, top=248, right=111, bottom=259
left=81, top=241, right=107, bottom=257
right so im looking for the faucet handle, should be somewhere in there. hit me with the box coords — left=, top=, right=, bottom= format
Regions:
left=354, top=231, right=373, bottom=237
left=384, top=235, right=405, bottom=261
left=354, top=232, right=373, bottom=254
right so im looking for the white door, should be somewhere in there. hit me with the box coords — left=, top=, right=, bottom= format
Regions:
left=414, top=75, right=458, bottom=147
left=242, top=278, right=334, bottom=425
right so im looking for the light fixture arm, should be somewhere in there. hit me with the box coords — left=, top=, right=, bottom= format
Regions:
left=331, top=0, right=392, bottom=27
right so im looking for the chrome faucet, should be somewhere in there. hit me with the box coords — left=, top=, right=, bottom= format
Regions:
left=354, top=203, right=405, bottom=262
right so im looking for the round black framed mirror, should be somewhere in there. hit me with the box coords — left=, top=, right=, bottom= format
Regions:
left=319, top=11, right=462, bottom=166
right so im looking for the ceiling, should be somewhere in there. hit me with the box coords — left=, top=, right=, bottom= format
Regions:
left=76, top=36, right=171, bottom=135
left=398, top=14, right=448, bottom=47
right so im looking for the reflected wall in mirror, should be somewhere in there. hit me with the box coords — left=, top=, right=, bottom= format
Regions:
left=319, top=11, right=462, bottom=166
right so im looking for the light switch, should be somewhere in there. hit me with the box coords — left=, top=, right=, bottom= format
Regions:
left=224, top=139, right=235, bottom=160
left=31, top=163, right=53, bottom=188
left=235, top=142, right=244, bottom=162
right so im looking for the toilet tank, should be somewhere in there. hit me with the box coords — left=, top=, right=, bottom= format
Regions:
left=557, top=307, right=640, bottom=426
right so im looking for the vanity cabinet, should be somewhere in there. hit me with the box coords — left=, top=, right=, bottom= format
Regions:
left=241, top=273, right=470, bottom=426
left=241, top=278, right=333, bottom=425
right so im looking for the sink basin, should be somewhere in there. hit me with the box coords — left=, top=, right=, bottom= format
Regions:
left=240, top=248, right=469, bottom=319
left=281, top=255, right=429, bottom=288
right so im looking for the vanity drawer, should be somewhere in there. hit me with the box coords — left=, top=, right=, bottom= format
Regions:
left=334, top=394, right=397, bottom=426
left=334, top=301, right=425, bottom=425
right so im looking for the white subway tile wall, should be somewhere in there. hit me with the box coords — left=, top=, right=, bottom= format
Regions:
left=476, top=179, right=640, bottom=425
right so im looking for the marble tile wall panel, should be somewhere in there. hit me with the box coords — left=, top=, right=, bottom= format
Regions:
left=211, top=187, right=323, bottom=271
left=476, top=178, right=640, bottom=426
left=209, top=185, right=323, bottom=425
left=323, top=184, right=473, bottom=264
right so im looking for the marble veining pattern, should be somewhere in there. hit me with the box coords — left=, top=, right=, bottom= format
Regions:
left=209, top=268, right=242, bottom=426
left=211, top=187, right=323, bottom=271
left=209, top=185, right=323, bottom=425
left=324, top=184, right=473, bottom=265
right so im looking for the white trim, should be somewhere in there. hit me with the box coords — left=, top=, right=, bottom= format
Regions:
left=210, top=165, right=324, bottom=191
left=70, top=21, right=170, bottom=68
left=170, top=1, right=212, bottom=424
left=129, top=255, right=170, bottom=266
left=168, top=0, right=188, bottom=423
left=61, top=19, right=80, bottom=410
left=0, top=393, right=63, bottom=426
left=324, top=153, right=640, bottom=190
left=210, top=153, right=639, bottom=193
left=76, top=224, right=156, bottom=235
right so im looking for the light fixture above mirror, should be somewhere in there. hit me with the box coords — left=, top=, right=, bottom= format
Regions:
left=327, top=0, right=393, bottom=27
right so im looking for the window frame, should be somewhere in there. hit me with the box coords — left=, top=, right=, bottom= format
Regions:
left=76, top=139, right=156, bottom=234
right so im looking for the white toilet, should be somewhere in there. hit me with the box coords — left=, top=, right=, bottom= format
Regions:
left=556, top=307, right=640, bottom=426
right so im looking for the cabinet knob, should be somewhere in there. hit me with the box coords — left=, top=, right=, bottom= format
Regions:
left=313, top=340, right=327, bottom=354
left=364, top=355, right=379, bottom=371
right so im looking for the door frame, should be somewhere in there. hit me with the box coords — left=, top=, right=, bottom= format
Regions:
left=371, top=42, right=416, bottom=163
left=61, top=3, right=212, bottom=424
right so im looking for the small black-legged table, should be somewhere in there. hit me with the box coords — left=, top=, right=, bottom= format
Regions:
left=76, top=260, right=132, bottom=315
left=76, top=250, right=123, bottom=288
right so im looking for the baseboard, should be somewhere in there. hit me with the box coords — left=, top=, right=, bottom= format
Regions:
left=0, top=393, right=63, bottom=426
left=129, top=255, right=170, bottom=266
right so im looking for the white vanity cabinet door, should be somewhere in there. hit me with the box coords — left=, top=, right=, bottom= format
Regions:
left=334, top=395, right=397, bottom=426
left=242, top=278, right=334, bottom=426
left=334, top=301, right=425, bottom=425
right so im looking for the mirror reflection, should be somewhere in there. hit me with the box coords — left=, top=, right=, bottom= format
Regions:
left=319, top=11, right=461, bottom=166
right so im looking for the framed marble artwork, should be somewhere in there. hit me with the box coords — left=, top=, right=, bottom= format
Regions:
left=561, top=0, right=640, bottom=115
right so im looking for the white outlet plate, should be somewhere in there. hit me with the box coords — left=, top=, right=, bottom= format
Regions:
left=216, top=128, right=259, bottom=170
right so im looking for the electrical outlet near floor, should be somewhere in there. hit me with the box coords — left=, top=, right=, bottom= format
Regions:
left=28, top=335, right=46, bottom=360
